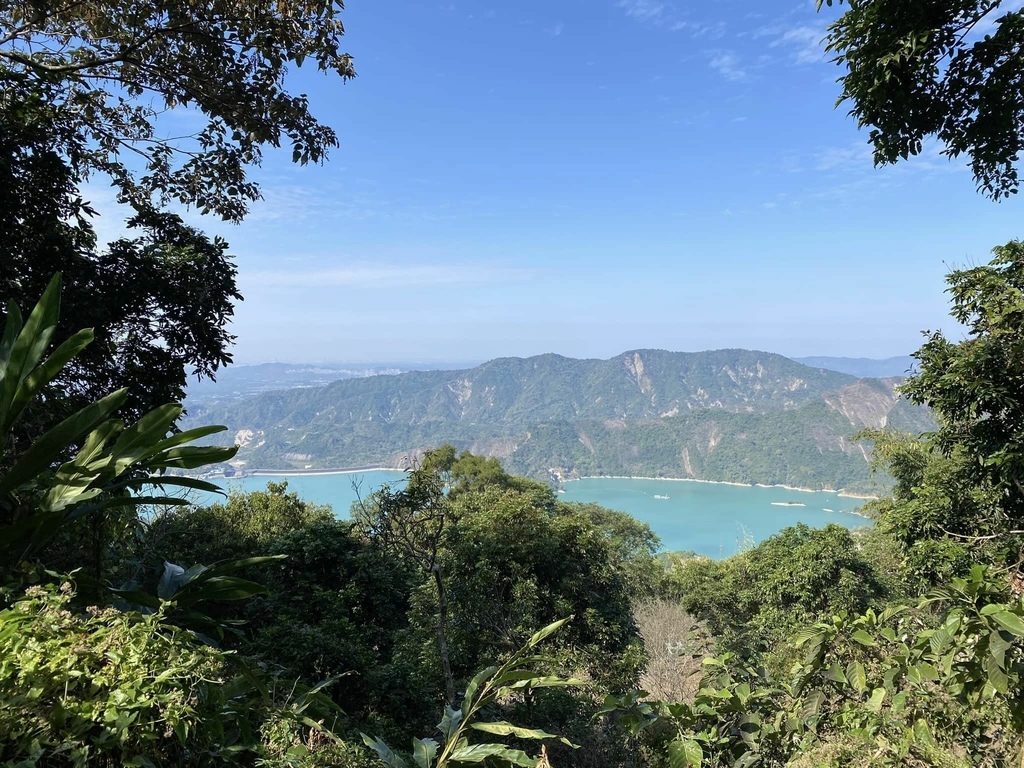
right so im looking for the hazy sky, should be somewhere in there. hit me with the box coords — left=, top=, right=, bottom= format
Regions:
left=95, top=0, right=1024, bottom=364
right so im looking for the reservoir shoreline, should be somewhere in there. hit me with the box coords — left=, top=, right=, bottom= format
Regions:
left=564, top=475, right=876, bottom=500
left=220, top=466, right=878, bottom=501
left=202, top=470, right=871, bottom=556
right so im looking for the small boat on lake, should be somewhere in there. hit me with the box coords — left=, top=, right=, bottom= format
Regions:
left=770, top=501, right=806, bottom=507
left=653, top=494, right=670, bottom=500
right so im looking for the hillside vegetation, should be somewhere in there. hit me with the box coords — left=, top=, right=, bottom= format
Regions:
left=192, top=349, right=932, bottom=492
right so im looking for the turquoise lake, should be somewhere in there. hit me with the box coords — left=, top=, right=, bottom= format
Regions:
left=202, top=471, right=870, bottom=558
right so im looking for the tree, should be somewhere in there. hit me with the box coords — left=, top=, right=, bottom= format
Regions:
left=669, top=524, right=889, bottom=669
left=859, top=244, right=1024, bottom=587
left=822, top=0, right=1024, bottom=199
left=862, top=428, right=1013, bottom=589
left=1, top=85, right=241, bottom=439
left=149, top=481, right=334, bottom=567
left=437, top=485, right=649, bottom=694
left=0, top=0, right=354, bottom=221
left=356, top=454, right=460, bottom=705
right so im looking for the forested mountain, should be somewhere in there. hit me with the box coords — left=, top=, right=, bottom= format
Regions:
left=191, top=349, right=933, bottom=492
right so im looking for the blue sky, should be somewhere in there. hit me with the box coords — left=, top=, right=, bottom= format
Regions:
left=106, top=0, right=1024, bottom=364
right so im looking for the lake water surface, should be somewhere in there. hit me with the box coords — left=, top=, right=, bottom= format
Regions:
left=205, top=471, right=869, bottom=559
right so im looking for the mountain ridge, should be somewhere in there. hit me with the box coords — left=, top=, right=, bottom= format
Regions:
left=191, top=349, right=932, bottom=492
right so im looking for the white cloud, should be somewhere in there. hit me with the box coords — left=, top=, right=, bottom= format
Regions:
left=617, top=0, right=667, bottom=23
left=756, top=22, right=829, bottom=65
left=544, top=22, right=564, bottom=36
left=708, top=50, right=745, bottom=81
left=670, top=20, right=726, bottom=39
left=813, top=143, right=875, bottom=172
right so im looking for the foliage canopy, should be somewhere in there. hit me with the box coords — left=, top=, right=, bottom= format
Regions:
left=0, top=0, right=354, bottom=220
left=823, top=0, right=1024, bottom=199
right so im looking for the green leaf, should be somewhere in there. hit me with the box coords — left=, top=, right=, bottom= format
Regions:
left=0, top=274, right=62, bottom=433
left=503, top=676, right=582, bottom=691
left=824, top=662, right=847, bottom=684
left=412, top=738, right=438, bottom=768
left=666, top=739, right=702, bottom=768
left=449, top=744, right=536, bottom=766
left=149, top=444, right=238, bottom=470
left=866, top=687, right=886, bottom=713
left=0, top=300, right=23, bottom=374
left=9, top=328, right=94, bottom=428
left=527, top=617, right=571, bottom=648
left=461, top=666, right=498, bottom=718
left=983, top=652, right=1009, bottom=694
left=470, top=722, right=572, bottom=746
left=0, top=389, right=128, bottom=497
left=361, top=734, right=410, bottom=768
left=929, top=626, right=952, bottom=656
left=149, top=424, right=228, bottom=452
left=121, top=475, right=226, bottom=496
left=846, top=661, right=867, bottom=693
left=438, top=706, right=463, bottom=742
left=851, top=630, right=876, bottom=647
left=988, top=610, right=1024, bottom=637
left=109, top=403, right=182, bottom=466
left=800, top=689, right=825, bottom=723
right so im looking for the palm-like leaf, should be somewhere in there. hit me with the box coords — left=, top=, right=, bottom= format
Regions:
left=363, top=619, right=580, bottom=768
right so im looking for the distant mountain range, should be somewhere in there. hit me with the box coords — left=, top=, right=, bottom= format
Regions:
left=792, top=356, right=917, bottom=379
left=186, top=361, right=473, bottom=405
left=190, top=349, right=933, bottom=493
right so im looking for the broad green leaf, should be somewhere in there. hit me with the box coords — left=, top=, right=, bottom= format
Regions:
left=851, top=630, right=876, bottom=647
left=461, top=665, right=498, bottom=717
left=412, top=738, right=438, bottom=768
left=504, top=676, right=583, bottom=691
left=527, top=617, right=571, bottom=648
left=173, top=575, right=270, bottom=605
left=824, top=662, right=847, bottom=684
left=149, top=424, right=228, bottom=452
left=490, top=670, right=546, bottom=687
left=792, top=625, right=827, bottom=647
left=929, top=626, right=952, bottom=656
left=989, top=610, right=1024, bottom=637
left=121, top=475, right=226, bottom=496
left=666, top=739, right=702, bottom=768
left=866, top=687, right=886, bottom=713
left=0, top=300, right=23, bottom=373
left=10, top=328, right=94, bottom=426
left=0, top=389, right=128, bottom=497
left=983, top=652, right=1009, bottom=694
left=184, top=555, right=286, bottom=578
left=449, top=744, right=536, bottom=766
left=0, top=274, right=62, bottom=431
left=149, top=444, right=238, bottom=470
left=800, top=689, right=825, bottom=723
left=109, top=403, right=182, bottom=467
left=438, top=706, right=463, bottom=742
left=846, top=661, right=867, bottom=693
left=912, top=719, right=936, bottom=747
left=470, top=722, right=572, bottom=746
left=361, top=734, right=409, bottom=768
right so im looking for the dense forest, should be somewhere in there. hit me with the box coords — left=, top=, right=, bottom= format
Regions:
left=5, top=0, right=1024, bottom=766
